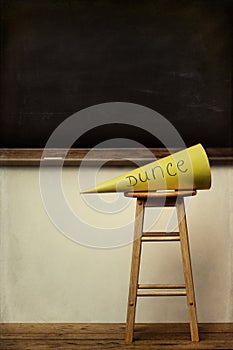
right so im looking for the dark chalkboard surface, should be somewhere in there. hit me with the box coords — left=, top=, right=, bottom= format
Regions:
left=0, top=0, right=232, bottom=149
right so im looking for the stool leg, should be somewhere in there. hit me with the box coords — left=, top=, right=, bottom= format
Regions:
left=176, top=197, right=199, bottom=342
left=125, top=199, right=145, bottom=343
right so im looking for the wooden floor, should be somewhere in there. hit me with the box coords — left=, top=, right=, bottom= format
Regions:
left=0, top=323, right=232, bottom=350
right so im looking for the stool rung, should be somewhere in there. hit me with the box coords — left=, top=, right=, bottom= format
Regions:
left=142, top=232, right=180, bottom=242
left=137, top=290, right=187, bottom=297
left=138, top=284, right=186, bottom=289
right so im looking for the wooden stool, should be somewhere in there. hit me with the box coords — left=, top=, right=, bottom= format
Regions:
left=125, top=190, right=199, bottom=343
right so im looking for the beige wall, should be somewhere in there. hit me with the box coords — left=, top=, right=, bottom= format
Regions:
left=0, top=165, right=232, bottom=322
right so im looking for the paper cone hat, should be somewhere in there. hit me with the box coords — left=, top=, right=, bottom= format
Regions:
left=81, top=144, right=211, bottom=193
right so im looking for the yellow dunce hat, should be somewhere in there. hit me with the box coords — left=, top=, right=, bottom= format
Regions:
left=81, top=144, right=211, bottom=193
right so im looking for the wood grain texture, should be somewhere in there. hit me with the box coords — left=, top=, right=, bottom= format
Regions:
left=0, top=148, right=232, bottom=166
left=141, top=232, right=180, bottom=242
left=125, top=191, right=200, bottom=343
left=176, top=197, right=199, bottom=342
left=125, top=191, right=196, bottom=199
left=138, top=284, right=186, bottom=289
left=125, top=191, right=196, bottom=208
left=125, top=199, right=145, bottom=343
left=0, top=323, right=232, bottom=349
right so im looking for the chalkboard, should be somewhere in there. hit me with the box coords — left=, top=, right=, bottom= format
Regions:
left=0, top=0, right=232, bottom=149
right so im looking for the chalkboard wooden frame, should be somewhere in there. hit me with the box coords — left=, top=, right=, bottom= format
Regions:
left=0, top=0, right=233, bottom=160
left=0, top=148, right=232, bottom=166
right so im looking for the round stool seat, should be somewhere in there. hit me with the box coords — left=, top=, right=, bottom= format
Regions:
left=124, top=190, right=196, bottom=199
